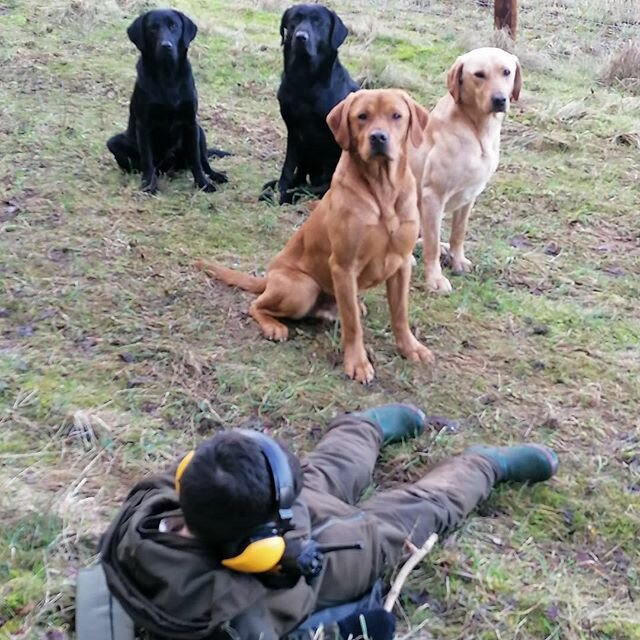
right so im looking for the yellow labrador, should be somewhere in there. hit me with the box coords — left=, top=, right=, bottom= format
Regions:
left=412, top=47, right=522, bottom=293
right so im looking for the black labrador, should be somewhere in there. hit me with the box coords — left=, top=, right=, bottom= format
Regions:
left=107, top=9, right=228, bottom=194
left=260, top=4, right=359, bottom=205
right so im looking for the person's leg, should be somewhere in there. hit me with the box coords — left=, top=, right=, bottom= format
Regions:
left=301, top=405, right=427, bottom=505
left=362, top=445, right=558, bottom=565
left=361, top=453, right=497, bottom=564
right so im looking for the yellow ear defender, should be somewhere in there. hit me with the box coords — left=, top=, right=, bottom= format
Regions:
left=173, top=430, right=295, bottom=574
left=174, top=449, right=195, bottom=494
left=220, top=536, right=286, bottom=573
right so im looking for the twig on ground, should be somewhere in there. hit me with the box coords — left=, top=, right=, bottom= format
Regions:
left=396, top=616, right=433, bottom=640
left=383, top=533, right=439, bottom=613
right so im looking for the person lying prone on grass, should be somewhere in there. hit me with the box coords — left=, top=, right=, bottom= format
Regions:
left=93, top=404, right=559, bottom=640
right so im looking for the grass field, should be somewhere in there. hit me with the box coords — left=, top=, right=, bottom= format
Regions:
left=1, top=0, right=639, bottom=637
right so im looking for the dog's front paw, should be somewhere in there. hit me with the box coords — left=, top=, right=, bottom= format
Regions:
left=398, top=339, right=435, bottom=365
left=210, top=171, right=228, bottom=184
left=344, top=354, right=375, bottom=385
left=258, top=188, right=275, bottom=203
left=425, top=272, right=452, bottom=294
left=197, top=181, right=217, bottom=193
left=142, top=177, right=158, bottom=194
left=263, top=323, right=289, bottom=342
left=451, top=255, right=473, bottom=275
left=279, top=191, right=294, bottom=206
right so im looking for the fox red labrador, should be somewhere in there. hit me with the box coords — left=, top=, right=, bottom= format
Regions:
left=197, top=89, right=432, bottom=384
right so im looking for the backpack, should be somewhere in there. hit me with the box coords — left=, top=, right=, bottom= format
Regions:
left=75, top=564, right=134, bottom=640
left=75, top=562, right=384, bottom=640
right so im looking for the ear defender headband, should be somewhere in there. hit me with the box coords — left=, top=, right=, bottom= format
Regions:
left=174, top=429, right=295, bottom=574
left=174, top=450, right=194, bottom=494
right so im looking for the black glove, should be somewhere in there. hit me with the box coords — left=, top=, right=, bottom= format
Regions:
left=337, top=609, right=396, bottom=640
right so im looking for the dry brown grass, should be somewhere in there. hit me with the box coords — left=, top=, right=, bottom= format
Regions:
left=41, top=0, right=149, bottom=30
left=600, top=39, right=640, bottom=94
left=559, top=0, right=640, bottom=25
left=459, top=26, right=555, bottom=72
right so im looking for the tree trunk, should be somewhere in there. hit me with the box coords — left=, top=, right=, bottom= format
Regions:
left=494, top=0, right=517, bottom=39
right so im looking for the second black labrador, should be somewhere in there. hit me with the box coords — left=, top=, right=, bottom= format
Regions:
left=260, top=4, right=359, bottom=205
left=107, top=9, right=228, bottom=194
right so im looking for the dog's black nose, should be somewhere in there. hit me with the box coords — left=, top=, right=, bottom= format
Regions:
left=295, top=30, right=309, bottom=42
left=369, top=131, right=388, bottom=146
left=491, top=95, right=507, bottom=111
left=161, top=41, right=173, bottom=50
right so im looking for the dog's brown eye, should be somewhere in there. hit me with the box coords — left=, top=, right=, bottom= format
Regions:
left=357, top=113, right=367, bottom=121
left=392, top=112, right=401, bottom=120
left=474, top=71, right=485, bottom=79
left=503, top=68, right=511, bottom=77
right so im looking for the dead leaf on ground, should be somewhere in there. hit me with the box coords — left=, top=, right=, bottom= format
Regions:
left=509, top=234, right=533, bottom=249
left=40, top=630, right=68, bottom=640
left=544, top=242, right=561, bottom=256
left=601, top=266, right=626, bottom=277
left=1, top=199, right=20, bottom=222
left=532, top=324, right=550, bottom=335
left=16, top=324, right=35, bottom=337
left=545, top=604, right=560, bottom=621
left=614, top=132, right=640, bottom=148
left=424, top=415, right=460, bottom=433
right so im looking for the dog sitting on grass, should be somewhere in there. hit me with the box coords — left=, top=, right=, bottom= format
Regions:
left=411, top=47, right=522, bottom=293
left=106, top=9, right=228, bottom=195
left=198, top=89, right=432, bottom=384
left=260, top=3, right=359, bottom=205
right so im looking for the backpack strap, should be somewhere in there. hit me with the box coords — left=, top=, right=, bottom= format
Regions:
left=76, top=564, right=135, bottom=640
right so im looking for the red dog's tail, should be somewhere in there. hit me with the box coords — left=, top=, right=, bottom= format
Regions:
left=195, top=259, right=267, bottom=294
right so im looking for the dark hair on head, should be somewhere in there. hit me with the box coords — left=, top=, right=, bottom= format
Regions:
left=178, top=431, right=302, bottom=553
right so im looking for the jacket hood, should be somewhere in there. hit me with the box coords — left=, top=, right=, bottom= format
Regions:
left=99, top=471, right=268, bottom=639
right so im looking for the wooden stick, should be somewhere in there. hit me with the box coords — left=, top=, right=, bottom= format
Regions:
left=494, top=0, right=517, bottom=39
left=383, top=533, right=439, bottom=613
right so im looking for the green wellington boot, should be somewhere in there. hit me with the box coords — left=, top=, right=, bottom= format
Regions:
left=464, top=444, right=559, bottom=484
left=353, top=403, right=427, bottom=444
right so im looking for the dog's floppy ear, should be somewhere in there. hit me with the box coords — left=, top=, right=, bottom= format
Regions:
left=400, top=91, right=429, bottom=148
left=447, top=59, right=464, bottom=103
left=177, top=11, right=198, bottom=47
left=127, top=13, right=147, bottom=52
left=279, top=8, right=292, bottom=45
left=327, top=92, right=357, bottom=151
left=511, top=56, right=522, bottom=101
left=329, top=9, right=348, bottom=50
